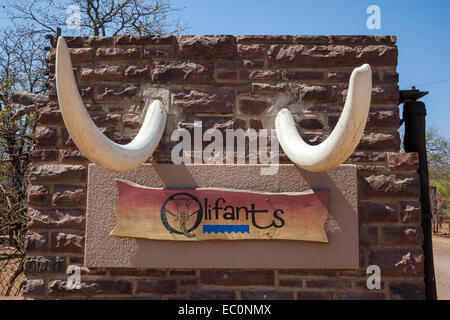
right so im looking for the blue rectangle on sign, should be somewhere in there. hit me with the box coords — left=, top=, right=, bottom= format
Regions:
left=203, top=225, right=250, bottom=234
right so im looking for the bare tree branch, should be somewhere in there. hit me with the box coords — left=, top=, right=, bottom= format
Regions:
left=11, top=90, right=48, bottom=106
left=3, top=0, right=188, bottom=37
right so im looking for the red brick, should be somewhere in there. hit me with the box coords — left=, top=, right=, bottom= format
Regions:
left=278, top=278, right=303, bottom=288
left=79, top=65, right=123, bottom=82
left=48, top=279, right=132, bottom=296
left=78, top=85, right=95, bottom=99
left=116, top=34, right=174, bottom=45
left=34, top=126, right=57, bottom=148
left=367, top=248, right=424, bottom=277
left=60, top=128, right=76, bottom=148
left=26, top=231, right=49, bottom=253
left=298, top=118, right=323, bottom=130
left=240, top=70, right=279, bottom=81
left=347, top=152, right=387, bottom=163
left=124, top=65, right=151, bottom=81
left=360, top=225, right=379, bottom=246
left=30, top=150, right=59, bottom=162
left=400, top=202, right=422, bottom=224
left=64, top=36, right=114, bottom=47
left=68, top=48, right=93, bottom=64
left=216, top=61, right=243, bottom=70
left=216, top=70, right=238, bottom=81
left=109, top=269, right=167, bottom=277
left=282, top=71, right=324, bottom=81
left=48, top=84, right=57, bottom=101
left=152, top=61, right=213, bottom=85
left=24, top=256, right=65, bottom=275
left=178, top=35, right=234, bottom=58
left=238, top=99, right=270, bottom=116
left=28, top=164, right=87, bottom=183
left=335, top=291, right=385, bottom=300
left=52, top=185, right=86, bottom=207
left=359, top=202, right=398, bottom=224
left=171, top=113, right=235, bottom=145
left=388, top=153, right=419, bottom=170
left=252, top=83, right=287, bottom=94
left=367, top=110, right=400, bottom=129
left=135, top=279, right=177, bottom=295
left=236, top=35, right=292, bottom=44
left=60, top=150, right=88, bottom=163
left=389, top=281, right=425, bottom=300
left=50, top=232, right=84, bottom=253
left=294, top=84, right=338, bottom=103
left=381, top=226, right=423, bottom=246
left=243, top=60, right=265, bottom=68
left=188, top=289, right=236, bottom=300
left=241, top=289, right=294, bottom=300
left=326, top=70, right=379, bottom=83
left=95, top=48, right=139, bottom=60
left=305, top=278, right=352, bottom=289
left=237, top=44, right=265, bottom=58
left=383, top=71, right=399, bottom=82
left=173, top=89, right=235, bottom=114
left=327, top=35, right=397, bottom=45
left=143, top=46, right=175, bottom=59
left=297, top=290, right=333, bottom=300
left=359, top=173, right=420, bottom=199
left=357, top=164, right=387, bottom=172
left=27, top=208, right=85, bottom=229
left=96, top=84, right=139, bottom=101
left=292, top=35, right=329, bottom=44
left=369, top=85, right=400, bottom=105
left=280, top=269, right=364, bottom=277
left=200, top=270, right=274, bottom=286
left=22, top=279, right=47, bottom=296
left=268, top=45, right=398, bottom=68
left=357, top=132, right=401, bottom=152
left=168, top=270, right=196, bottom=277
left=36, top=104, right=63, bottom=125
left=28, top=185, right=51, bottom=206
left=91, top=114, right=121, bottom=126
left=123, top=118, right=140, bottom=130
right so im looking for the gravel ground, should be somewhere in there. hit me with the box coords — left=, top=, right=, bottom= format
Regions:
left=433, top=236, right=450, bottom=300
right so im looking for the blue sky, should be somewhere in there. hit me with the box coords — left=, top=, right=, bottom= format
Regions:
left=1, top=0, right=449, bottom=137
left=175, top=0, right=450, bottom=138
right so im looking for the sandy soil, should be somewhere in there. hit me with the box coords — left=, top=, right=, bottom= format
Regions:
left=433, top=236, right=450, bottom=300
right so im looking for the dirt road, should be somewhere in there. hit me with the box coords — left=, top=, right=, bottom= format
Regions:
left=433, top=236, right=450, bottom=300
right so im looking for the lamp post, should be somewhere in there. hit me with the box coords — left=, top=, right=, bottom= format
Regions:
left=400, top=87, right=437, bottom=300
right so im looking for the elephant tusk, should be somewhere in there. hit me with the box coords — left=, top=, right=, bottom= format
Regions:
left=275, top=64, right=372, bottom=172
left=56, top=37, right=167, bottom=172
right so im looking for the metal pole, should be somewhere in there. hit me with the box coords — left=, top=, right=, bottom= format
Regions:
left=403, top=100, right=437, bottom=300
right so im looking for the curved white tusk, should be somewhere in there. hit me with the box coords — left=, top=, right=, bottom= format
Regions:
left=275, top=64, right=372, bottom=172
left=56, top=37, right=167, bottom=172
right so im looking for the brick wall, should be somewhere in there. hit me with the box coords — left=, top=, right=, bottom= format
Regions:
left=23, top=35, right=425, bottom=300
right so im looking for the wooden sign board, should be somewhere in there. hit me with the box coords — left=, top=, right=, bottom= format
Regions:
left=85, top=164, right=359, bottom=269
left=112, top=180, right=330, bottom=242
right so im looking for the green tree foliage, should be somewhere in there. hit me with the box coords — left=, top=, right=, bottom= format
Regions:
left=426, top=127, right=450, bottom=210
